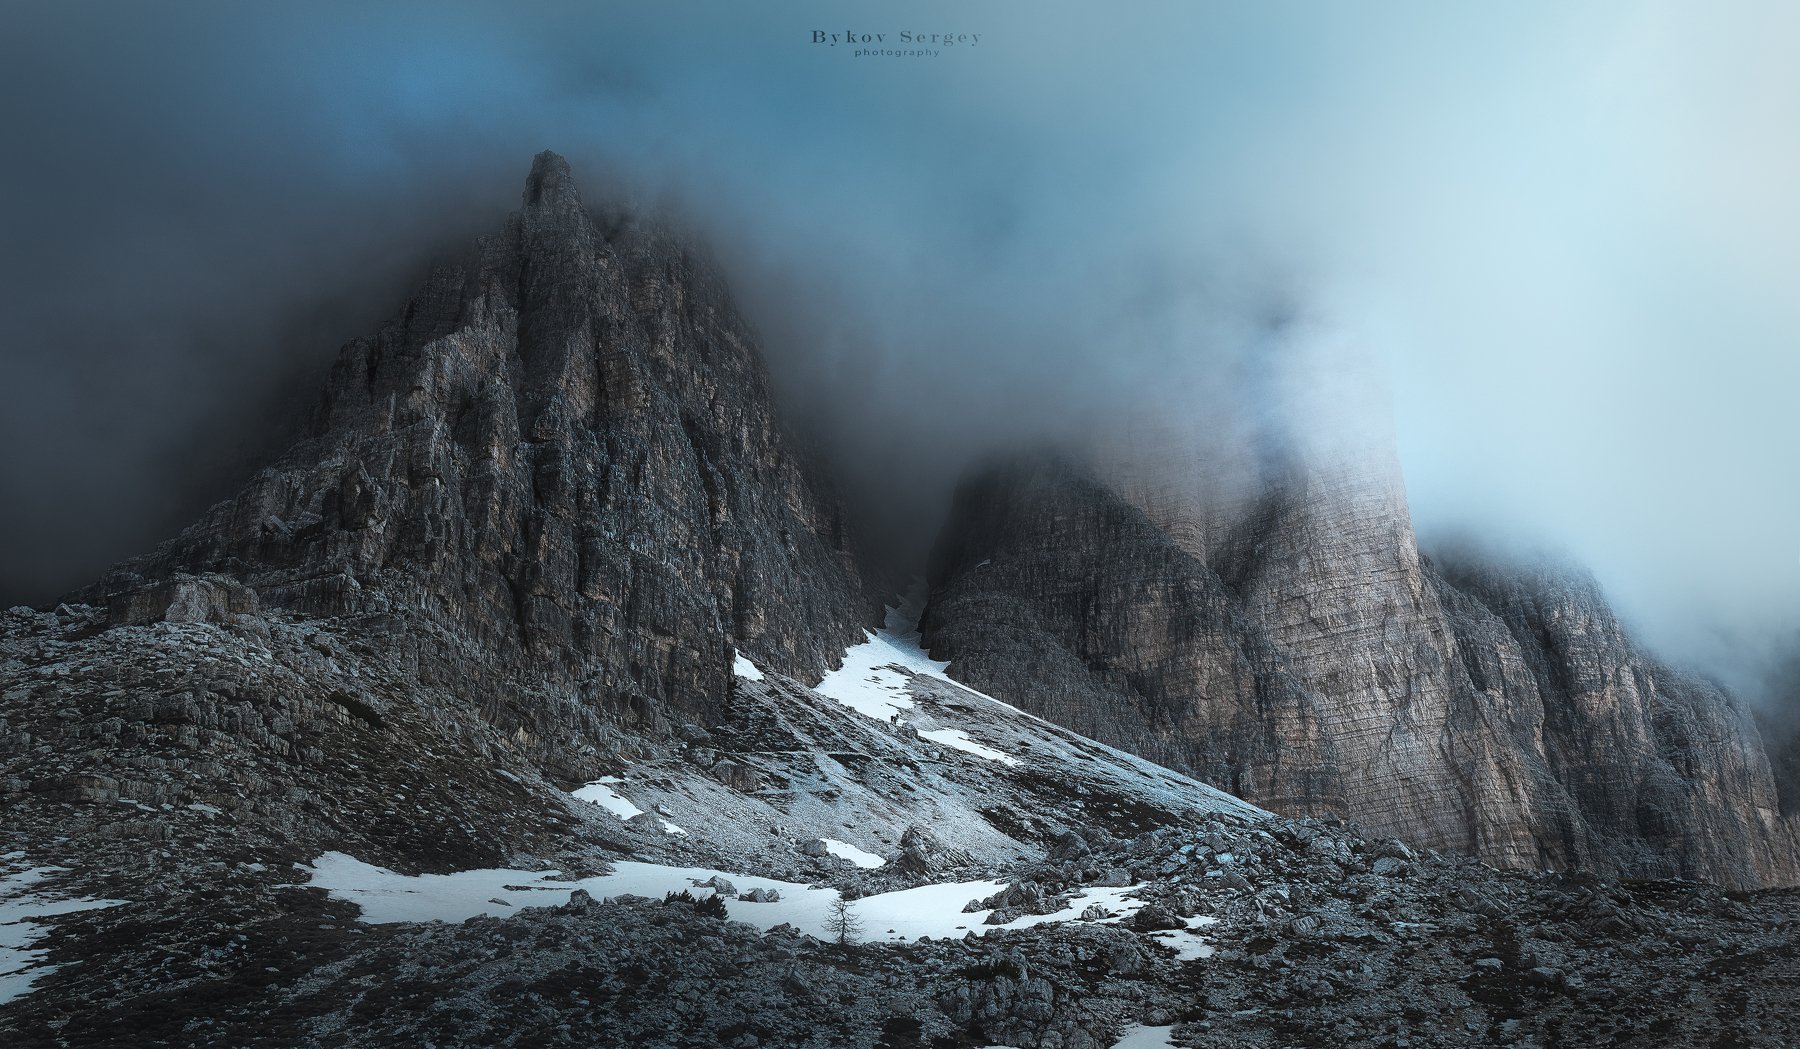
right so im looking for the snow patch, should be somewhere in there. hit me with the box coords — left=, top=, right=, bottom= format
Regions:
left=571, top=779, right=686, bottom=836
left=1, top=864, right=123, bottom=1005
left=853, top=878, right=1008, bottom=940
left=1111, top=1024, right=1175, bottom=1049
left=917, top=728, right=1020, bottom=766
left=571, top=780, right=642, bottom=821
left=731, top=651, right=765, bottom=681
left=820, top=838, right=886, bottom=869
left=303, top=851, right=992, bottom=939
left=302, top=853, right=1160, bottom=946
left=814, top=592, right=1028, bottom=737
left=996, top=884, right=1149, bottom=931
left=812, top=603, right=937, bottom=722
left=1150, top=931, right=1214, bottom=961
left=1149, top=914, right=1218, bottom=960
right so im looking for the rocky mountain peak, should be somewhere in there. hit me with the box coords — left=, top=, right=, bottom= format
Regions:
left=523, top=149, right=579, bottom=208
left=81, top=152, right=880, bottom=778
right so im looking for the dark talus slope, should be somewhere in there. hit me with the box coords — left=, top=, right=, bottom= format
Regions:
left=10, top=588, right=1800, bottom=1048
left=82, top=152, right=877, bottom=763
left=921, top=453, right=1800, bottom=888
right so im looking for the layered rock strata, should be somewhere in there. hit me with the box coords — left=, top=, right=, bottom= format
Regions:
left=922, top=453, right=1800, bottom=888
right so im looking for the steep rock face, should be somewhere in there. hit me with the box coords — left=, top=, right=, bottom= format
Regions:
left=1207, top=455, right=1554, bottom=869
left=85, top=152, right=877, bottom=759
left=1435, top=558, right=1800, bottom=884
left=918, top=457, right=1336, bottom=806
left=922, top=453, right=1800, bottom=887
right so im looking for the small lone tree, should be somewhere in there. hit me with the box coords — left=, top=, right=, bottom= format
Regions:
left=825, top=895, right=864, bottom=946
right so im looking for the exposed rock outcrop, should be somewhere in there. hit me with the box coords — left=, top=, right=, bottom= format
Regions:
left=104, top=573, right=262, bottom=631
left=922, top=452, right=1800, bottom=888
left=1435, top=556, right=1800, bottom=884
left=81, top=152, right=878, bottom=763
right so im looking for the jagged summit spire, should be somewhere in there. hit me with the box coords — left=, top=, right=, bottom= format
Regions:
left=522, top=149, right=581, bottom=211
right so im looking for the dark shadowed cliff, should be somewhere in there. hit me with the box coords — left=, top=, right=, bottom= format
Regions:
left=79, top=152, right=881, bottom=775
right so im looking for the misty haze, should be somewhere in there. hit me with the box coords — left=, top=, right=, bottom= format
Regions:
left=3, top=3, right=1798, bottom=1047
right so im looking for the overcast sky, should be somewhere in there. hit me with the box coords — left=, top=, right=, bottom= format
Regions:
left=2, top=1, right=1796, bottom=691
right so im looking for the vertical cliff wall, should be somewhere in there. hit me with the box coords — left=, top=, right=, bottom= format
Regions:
left=87, top=153, right=879, bottom=752
left=922, top=451, right=1800, bottom=888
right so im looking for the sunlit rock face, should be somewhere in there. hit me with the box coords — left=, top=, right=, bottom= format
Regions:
left=923, top=439, right=1800, bottom=889
left=83, top=152, right=879, bottom=762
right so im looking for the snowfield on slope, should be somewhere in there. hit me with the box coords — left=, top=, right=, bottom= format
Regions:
left=917, top=727, right=1020, bottom=766
left=806, top=591, right=1260, bottom=820
left=571, top=777, right=685, bottom=835
left=811, top=601, right=941, bottom=722
left=302, top=852, right=1160, bottom=944
left=821, top=838, right=887, bottom=869
left=1, top=859, right=123, bottom=1005
left=526, top=588, right=1262, bottom=889
left=571, top=777, right=642, bottom=820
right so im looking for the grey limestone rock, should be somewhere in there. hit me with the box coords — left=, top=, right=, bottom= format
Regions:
left=105, top=573, right=263, bottom=631
left=922, top=451, right=1800, bottom=888
left=81, top=152, right=880, bottom=775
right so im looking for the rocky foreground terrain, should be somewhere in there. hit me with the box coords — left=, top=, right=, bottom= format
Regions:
left=4, top=594, right=1798, bottom=1048
left=4, top=153, right=1798, bottom=1046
